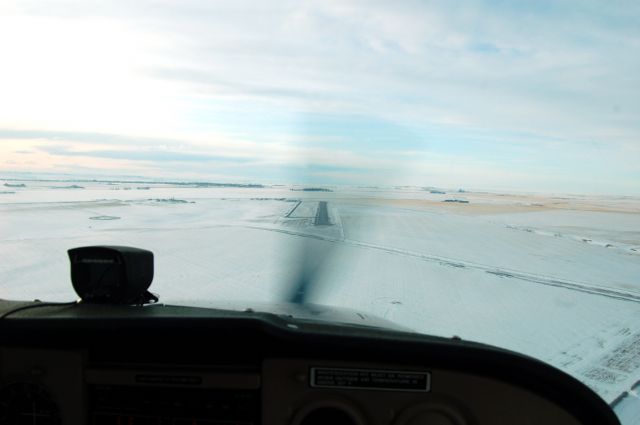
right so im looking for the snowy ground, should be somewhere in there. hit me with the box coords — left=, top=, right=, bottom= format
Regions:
left=1, top=180, right=640, bottom=419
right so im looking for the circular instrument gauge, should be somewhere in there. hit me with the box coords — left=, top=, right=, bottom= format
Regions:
left=292, top=399, right=365, bottom=425
left=393, top=403, right=467, bottom=425
left=0, top=382, right=61, bottom=425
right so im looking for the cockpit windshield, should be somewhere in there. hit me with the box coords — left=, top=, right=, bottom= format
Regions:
left=1, top=1, right=639, bottom=419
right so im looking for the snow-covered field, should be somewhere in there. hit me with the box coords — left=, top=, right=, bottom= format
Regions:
left=1, top=179, right=640, bottom=419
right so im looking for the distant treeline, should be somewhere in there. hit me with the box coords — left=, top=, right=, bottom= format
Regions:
left=1, top=178, right=263, bottom=188
left=187, top=182, right=264, bottom=188
left=290, top=187, right=333, bottom=192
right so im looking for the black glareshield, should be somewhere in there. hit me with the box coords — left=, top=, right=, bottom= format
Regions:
left=68, top=246, right=154, bottom=304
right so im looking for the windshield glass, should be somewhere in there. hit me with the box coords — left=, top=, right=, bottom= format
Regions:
left=1, top=0, right=639, bottom=418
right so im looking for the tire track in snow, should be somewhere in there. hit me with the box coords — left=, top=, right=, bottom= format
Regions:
left=242, top=224, right=640, bottom=304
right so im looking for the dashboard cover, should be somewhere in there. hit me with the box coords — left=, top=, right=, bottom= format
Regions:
left=0, top=300, right=620, bottom=425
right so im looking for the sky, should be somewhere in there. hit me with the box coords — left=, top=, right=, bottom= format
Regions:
left=0, top=0, right=639, bottom=194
